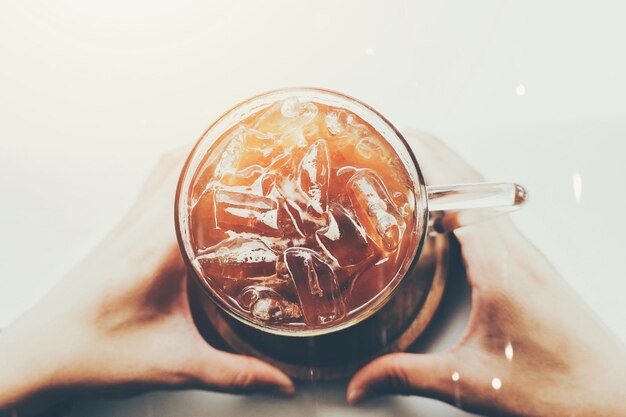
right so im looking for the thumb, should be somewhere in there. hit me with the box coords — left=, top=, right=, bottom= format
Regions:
left=347, top=352, right=455, bottom=405
left=194, top=348, right=295, bottom=397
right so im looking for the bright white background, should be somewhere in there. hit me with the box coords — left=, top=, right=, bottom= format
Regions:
left=1, top=1, right=624, bottom=416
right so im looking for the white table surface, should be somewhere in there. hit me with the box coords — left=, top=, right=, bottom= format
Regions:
left=1, top=1, right=625, bottom=416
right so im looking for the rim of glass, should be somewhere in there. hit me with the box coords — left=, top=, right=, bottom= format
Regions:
left=175, top=87, right=429, bottom=337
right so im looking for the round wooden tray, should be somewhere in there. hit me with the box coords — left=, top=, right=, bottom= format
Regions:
left=189, top=232, right=449, bottom=380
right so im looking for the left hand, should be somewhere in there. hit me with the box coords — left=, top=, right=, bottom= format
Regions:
left=0, top=148, right=294, bottom=412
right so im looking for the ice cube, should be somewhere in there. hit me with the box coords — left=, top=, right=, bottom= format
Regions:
left=247, top=152, right=292, bottom=196
left=325, top=111, right=344, bottom=136
left=252, top=297, right=303, bottom=321
left=189, top=225, right=229, bottom=252
left=277, top=198, right=306, bottom=238
left=392, top=190, right=411, bottom=218
left=192, top=126, right=279, bottom=203
left=241, top=127, right=276, bottom=158
left=238, top=285, right=271, bottom=309
left=191, top=189, right=230, bottom=249
left=347, top=170, right=405, bottom=251
left=324, top=110, right=370, bottom=141
left=274, top=175, right=328, bottom=235
left=221, top=230, right=304, bottom=255
left=346, top=114, right=368, bottom=135
left=238, top=286, right=302, bottom=322
left=274, top=175, right=310, bottom=208
left=283, top=247, right=346, bottom=325
left=214, top=270, right=287, bottom=297
left=238, top=127, right=281, bottom=169
left=214, top=188, right=279, bottom=236
left=281, top=98, right=319, bottom=139
left=253, top=98, right=318, bottom=135
left=212, top=127, right=276, bottom=179
left=386, top=156, right=410, bottom=185
left=195, top=236, right=277, bottom=280
left=315, top=203, right=377, bottom=270
left=278, top=126, right=308, bottom=150
left=297, top=139, right=330, bottom=214
left=212, top=128, right=245, bottom=181
left=219, top=164, right=264, bottom=188
left=190, top=129, right=245, bottom=204
left=267, top=180, right=306, bottom=238
left=356, top=137, right=384, bottom=160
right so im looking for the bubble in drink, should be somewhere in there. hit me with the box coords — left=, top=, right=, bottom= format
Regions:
left=186, top=97, right=417, bottom=330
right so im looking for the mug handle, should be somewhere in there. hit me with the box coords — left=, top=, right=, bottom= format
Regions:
left=426, top=182, right=527, bottom=233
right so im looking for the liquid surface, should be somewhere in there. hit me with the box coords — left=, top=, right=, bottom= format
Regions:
left=187, top=98, right=417, bottom=329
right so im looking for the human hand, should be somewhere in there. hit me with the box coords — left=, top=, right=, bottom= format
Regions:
left=347, top=132, right=626, bottom=416
left=0, top=148, right=294, bottom=413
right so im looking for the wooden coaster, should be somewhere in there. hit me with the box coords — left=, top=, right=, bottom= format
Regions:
left=189, top=233, right=449, bottom=380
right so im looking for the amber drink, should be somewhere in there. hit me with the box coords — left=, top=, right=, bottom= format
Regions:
left=181, top=95, right=419, bottom=332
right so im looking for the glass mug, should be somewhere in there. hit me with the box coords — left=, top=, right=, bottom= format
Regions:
left=175, top=88, right=526, bottom=337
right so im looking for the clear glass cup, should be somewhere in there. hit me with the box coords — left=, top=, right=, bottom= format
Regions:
left=175, top=87, right=526, bottom=337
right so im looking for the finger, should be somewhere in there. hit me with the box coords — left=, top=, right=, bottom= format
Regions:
left=195, top=348, right=295, bottom=397
left=403, top=130, right=484, bottom=184
left=347, top=352, right=454, bottom=405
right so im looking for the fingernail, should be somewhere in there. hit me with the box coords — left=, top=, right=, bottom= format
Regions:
left=275, top=383, right=296, bottom=397
left=347, top=388, right=364, bottom=405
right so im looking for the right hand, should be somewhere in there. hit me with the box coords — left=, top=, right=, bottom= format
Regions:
left=347, top=132, right=626, bottom=416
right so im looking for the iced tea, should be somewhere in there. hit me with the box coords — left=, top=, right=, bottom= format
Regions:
left=186, top=98, right=417, bottom=330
